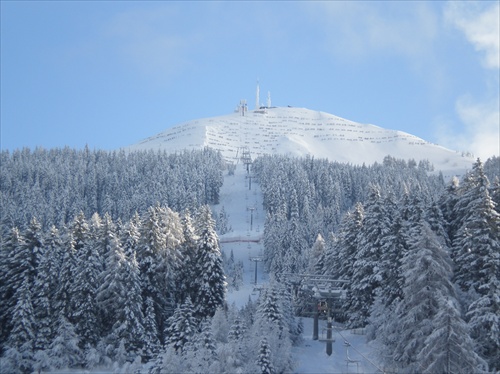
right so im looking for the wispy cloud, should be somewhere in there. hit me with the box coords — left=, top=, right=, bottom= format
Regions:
left=103, top=6, right=202, bottom=82
left=437, top=1, right=500, bottom=159
left=444, top=1, right=500, bottom=69
left=305, top=2, right=439, bottom=63
left=436, top=95, right=499, bottom=159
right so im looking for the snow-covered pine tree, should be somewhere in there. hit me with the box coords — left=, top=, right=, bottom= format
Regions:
left=109, top=216, right=147, bottom=359
left=256, top=337, right=275, bottom=374
left=2, top=278, right=35, bottom=374
left=391, top=220, right=456, bottom=373
left=70, top=213, right=101, bottom=349
left=439, top=176, right=460, bottom=241
left=448, top=161, right=499, bottom=371
left=116, top=250, right=147, bottom=358
left=452, top=159, right=500, bottom=298
left=336, top=202, right=364, bottom=283
left=0, top=227, right=23, bottom=349
left=417, top=297, right=487, bottom=373
left=192, top=205, right=226, bottom=319
left=367, top=195, right=408, bottom=344
left=53, top=226, right=78, bottom=325
left=228, top=315, right=247, bottom=343
left=255, top=283, right=289, bottom=339
left=3, top=218, right=42, bottom=327
left=176, top=210, right=198, bottom=304
left=142, top=296, right=160, bottom=361
left=216, top=205, right=230, bottom=235
left=348, top=185, right=390, bottom=328
left=263, top=211, right=287, bottom=274
left=490, top=176, right=500, bottom=213
left=164, top=297, right=198, bottom=353
left=32, top=226, right=63, bottom=353
left=250, top=318, right=294, bottom=374
left=47, top=311, right=82, bottom=370
left=137, top=205, right=170, bottom=345
left=466, top=266, right=500, bottom=371
left=282, top=189, right=308, bottom=274
left=210, top=307, right=230, bottom=344
left=308, top=233, right=326, bottom=275
left=96, top=214, right=146, bottom=361
left=425, top=200, right=450, bottom=247
left=185, top=319, right=219, bottom=373
left=375, top=196, right=406, bottom=310
left=96, top=214, right=125, bottom=327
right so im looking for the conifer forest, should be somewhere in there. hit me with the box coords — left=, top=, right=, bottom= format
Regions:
left=0, top=148, right=499, bottom=373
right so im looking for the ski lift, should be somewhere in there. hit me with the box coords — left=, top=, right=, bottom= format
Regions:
left=317, top=300, right=328, bottom=314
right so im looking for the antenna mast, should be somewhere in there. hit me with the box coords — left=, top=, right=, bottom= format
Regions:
left=256, top=79, right=260, bottom=110
left=267, top=91, right=271, bottom=108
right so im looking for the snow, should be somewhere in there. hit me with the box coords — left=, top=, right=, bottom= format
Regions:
left=216, top=161, right=267, bottom=308
left=126, top=106, right=474, bottom=179
left=294, top=319, right=382, bottom=374
left=215, top=161, right=382, bottom=373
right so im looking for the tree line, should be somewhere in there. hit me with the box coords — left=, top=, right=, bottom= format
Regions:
left=0, top=147, right=224, bottom=231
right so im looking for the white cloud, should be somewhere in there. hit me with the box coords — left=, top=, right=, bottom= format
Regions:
left=456, top=96, right=499, bottom=159
left=436, top=95, right=499, bottom=159
left=437, top=2, right=500, bottom=160
left=444, top=1, right=500, bottom=69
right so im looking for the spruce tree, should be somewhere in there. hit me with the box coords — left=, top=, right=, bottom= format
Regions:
left=467, top=272, right=500, bottom=371
left=137, top=205, right=167, bottom=345
left=176, top=210, right=198, bottom=304
left=32, top=226, right=62, bottom=352
left=48, top=312, right=82, bottom=370
left=348, top=185, right=390, bottom=327
left=70, top=213, right=101, bottom=349
left=308, top=233, right=326, bottom=275
left=193, top=205, right=226, bottom=319
left=417, top=297, right=487, bottom=373
left=142, top=296, right=160, bottom=361
left=3, top=278, right=35, bottom=374
left=391, top=221, right=456, bottom=373
left=187, top=320, right=218, bottom=373
left=256, top=337, right=275, bottom=374
left=96, top=215, right=127, bottom=337
left=164, top=297, right=198, bottom=353
left=0, top=227, right=23, bottom=348
left=228, top=316, right=247, bottom=343
left=452, top=159, right=500, bottom=299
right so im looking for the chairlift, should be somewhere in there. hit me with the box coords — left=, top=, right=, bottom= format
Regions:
left=317, top=300, right=328, bottom=314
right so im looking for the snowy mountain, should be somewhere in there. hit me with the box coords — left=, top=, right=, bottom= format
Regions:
left=126, top=106, right=474, bottom=178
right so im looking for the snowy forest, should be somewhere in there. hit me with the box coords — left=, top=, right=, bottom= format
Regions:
left=0, top=147, right=499, bottom=373
left=256, top=155, right=499, bottom=373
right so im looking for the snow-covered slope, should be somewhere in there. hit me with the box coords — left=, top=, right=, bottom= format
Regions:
left=126, top=106, right=474, bottom=177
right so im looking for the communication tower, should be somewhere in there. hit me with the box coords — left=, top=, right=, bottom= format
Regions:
left=255, top=80, right=260, bottom=110
left=237, top=99, right=247, bottom=116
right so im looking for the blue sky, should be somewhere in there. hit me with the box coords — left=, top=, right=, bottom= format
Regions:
left=1, top=1, right=499, bottom=159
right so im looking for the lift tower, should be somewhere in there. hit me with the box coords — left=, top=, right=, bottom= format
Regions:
left=241, top=147, right=252, bottom=174
left=282, top=273, right=347, bottom=356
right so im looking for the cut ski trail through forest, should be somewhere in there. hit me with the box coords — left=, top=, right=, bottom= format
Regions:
left=216, top=162, right=383, bottom=373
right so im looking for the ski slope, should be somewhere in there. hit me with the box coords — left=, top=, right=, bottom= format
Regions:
left=127, top=106, right=474, bottom=179
left=217, top=162, right=382, bottom=373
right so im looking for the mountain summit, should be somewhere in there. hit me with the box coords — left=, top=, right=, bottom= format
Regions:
left=126, top=106, right=473, bottom=177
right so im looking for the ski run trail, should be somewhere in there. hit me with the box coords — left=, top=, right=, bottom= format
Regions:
left=219, top=163, right=382, bottom=374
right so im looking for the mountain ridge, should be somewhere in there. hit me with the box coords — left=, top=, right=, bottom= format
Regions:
left=126, top=106, right=474, bottom=178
